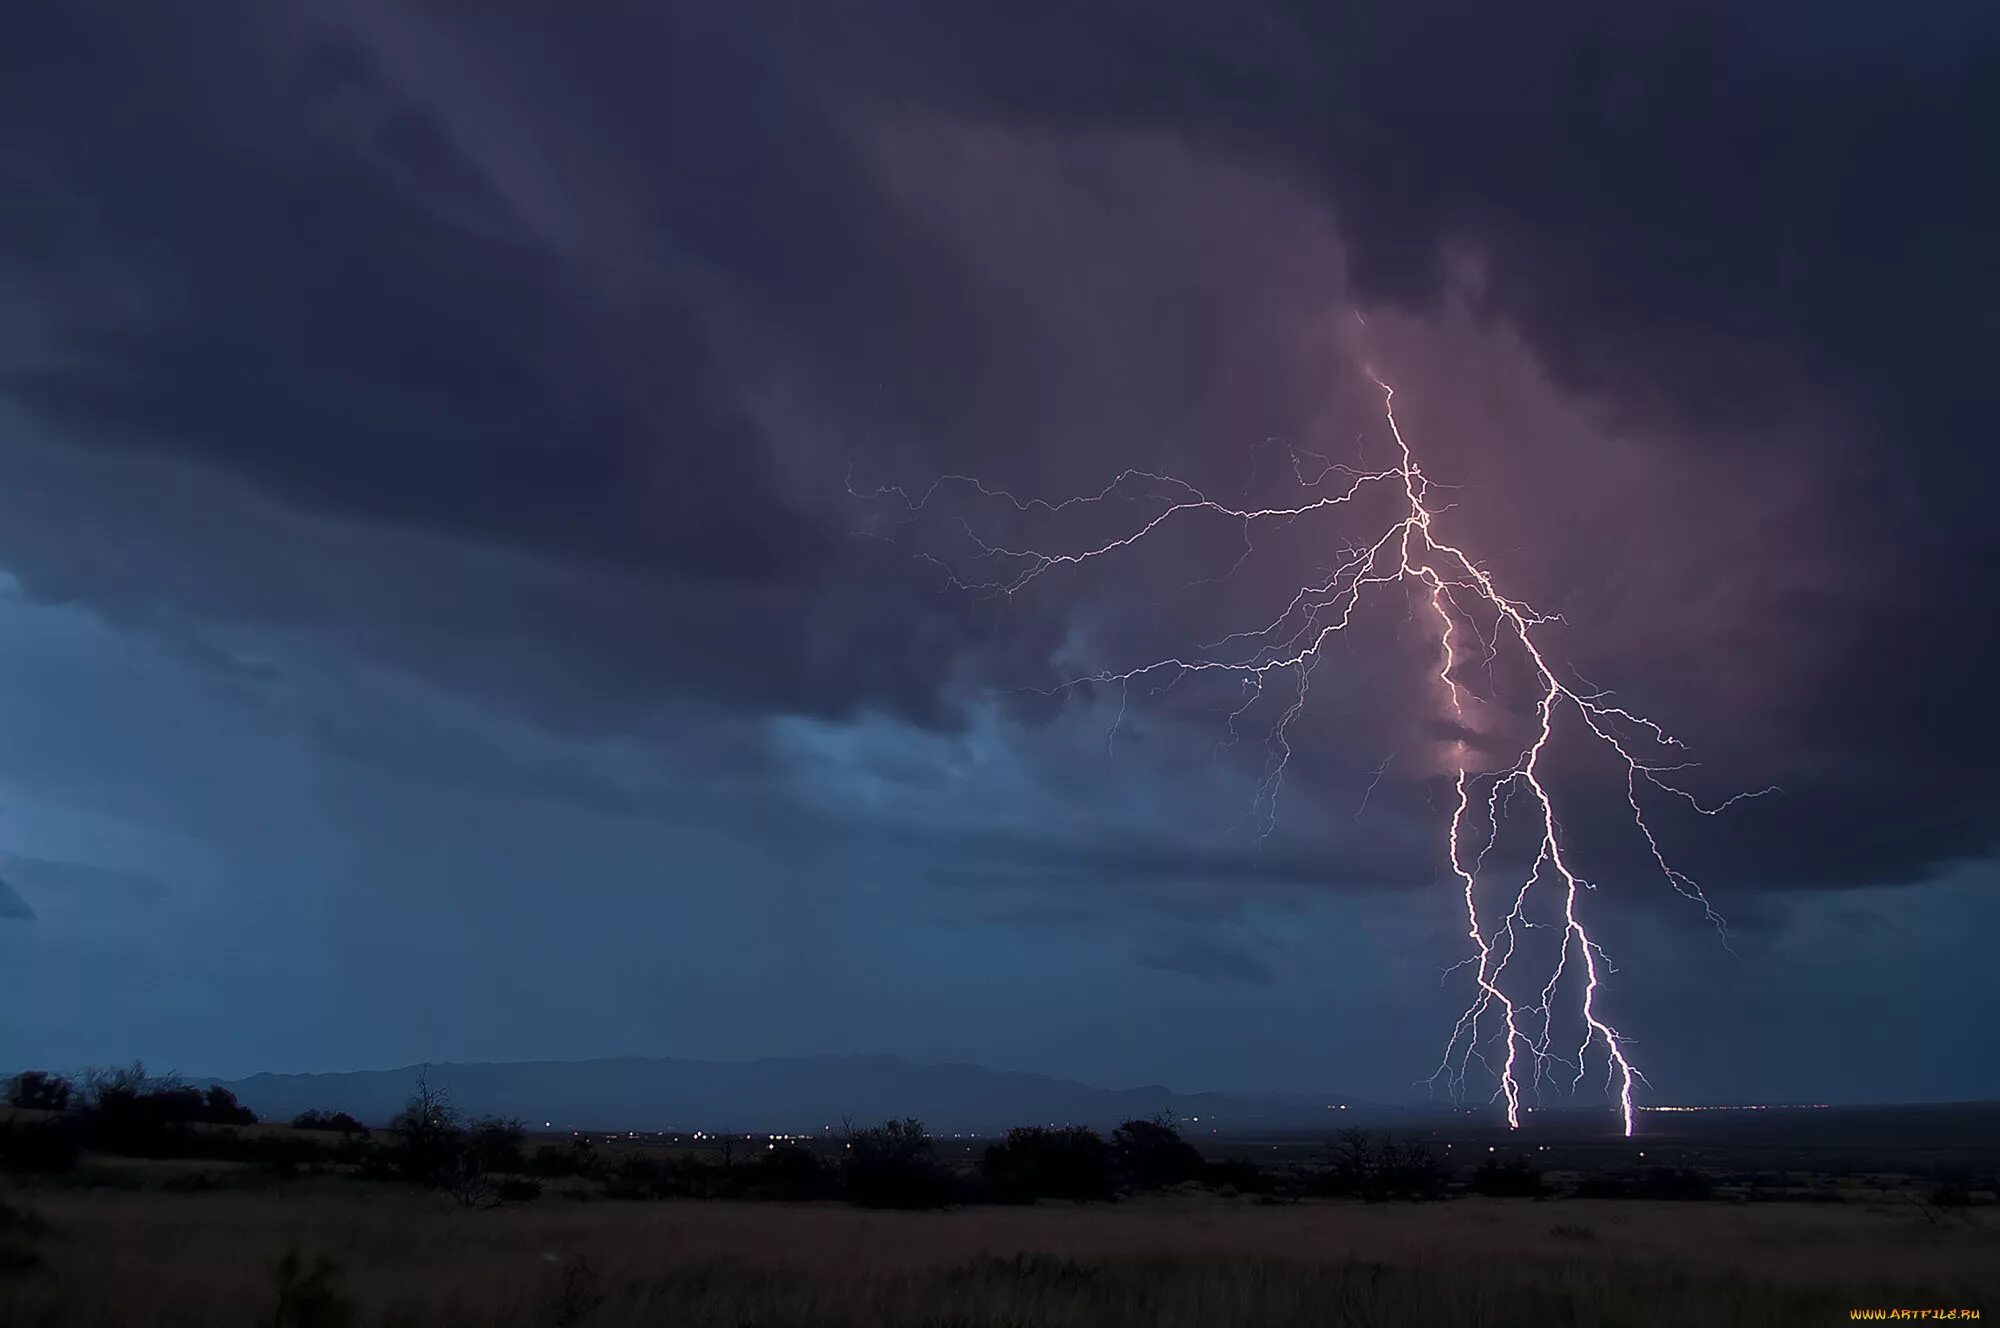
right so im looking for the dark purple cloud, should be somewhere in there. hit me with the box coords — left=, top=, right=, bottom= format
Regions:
left=1, top=0, right=1995, bottom=920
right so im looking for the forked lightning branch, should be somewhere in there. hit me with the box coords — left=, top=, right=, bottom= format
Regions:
left=857, top=371, right=1772, bottom=1136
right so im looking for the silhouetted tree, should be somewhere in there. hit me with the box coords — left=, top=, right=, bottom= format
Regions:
left=291, top=1110, right=370, bottom=1137
left=465, top=1118, right=526, bottom=1174
left=388, top=1069, right=463, bottom=1187
left=841, top=1117, right=950, bottom=1209
left=202, top=1085, right=257, bottom=1126
left=528, top=1136, right=597, bottom=1178
left=5, top=1072, right=72, bottom=1113
left=1111, top=1114, right=1204, bottom=1190
left=746, top=1144, right=834, bottom=1200
left=982, top=1126, right=1115, bottom=1203
left=1323, top=1128, right=1376, bottom=1196
left=1314, top=1129, right=1444, bottom=1201
left=79, top=1062, right=154, bottom=1109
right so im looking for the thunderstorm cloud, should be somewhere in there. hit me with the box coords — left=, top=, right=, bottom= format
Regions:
left=0, top=1, right=1995, bottom=1102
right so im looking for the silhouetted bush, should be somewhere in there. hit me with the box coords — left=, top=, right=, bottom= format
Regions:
left=1472, top=1156, right=1548, bottom=1197
left=746, top=1144, right=836, bottom=1201
left=496, top=1177, right=544, bottom=1203
left=5, top=1071, right=73, bottom=1113
left=78, top=1062, right=152, bottom=1106
left=602, top=1154, right=669, bottom=1201
left=1309, top=1130, right=1445, bottom=1201
left=41, top=1064, right=262, bottom=1160
left=244, top=1132, right=327, bottom=1173
left=291, top=1110, right=370, bottom=1137
left=842, top=1117, right=951, bottom=1209
left=982, top=1126, right=1116, bottom=1204
left=381, top=1085, right=515, bottom=1208
left=1111, top=1116, right=1204, bottom=1191
left=466, top=1117, right=527, bottom=1174
left=527, top=1137, right=599, bottom=1179
left=201, top=1085, right=257, bottom=1126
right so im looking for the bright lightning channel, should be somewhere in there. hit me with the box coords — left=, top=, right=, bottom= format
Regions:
left=855, top=370, right=1773, bottom=1136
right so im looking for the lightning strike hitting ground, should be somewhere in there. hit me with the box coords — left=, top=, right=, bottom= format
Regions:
left=856, top=369, right=1772, bottom=1136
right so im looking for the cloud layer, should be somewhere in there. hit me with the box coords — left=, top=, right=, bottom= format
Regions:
left=2, top=1, right=1996, bottom=1098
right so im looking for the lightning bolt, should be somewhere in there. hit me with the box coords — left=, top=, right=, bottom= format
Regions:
left=855, top=366, right=1773, bottom=1136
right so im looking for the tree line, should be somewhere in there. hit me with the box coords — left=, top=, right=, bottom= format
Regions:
left=9, top=1065, right=1724, bottom=1207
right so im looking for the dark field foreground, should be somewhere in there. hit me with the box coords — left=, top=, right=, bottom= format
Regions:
left=2, top=1185, right=1994, bottom=1327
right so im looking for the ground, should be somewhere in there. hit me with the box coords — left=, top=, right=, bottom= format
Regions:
left=2, top=1179, right=1994, bottom=1326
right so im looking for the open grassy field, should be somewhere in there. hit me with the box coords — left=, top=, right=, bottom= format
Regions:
left=3, top=1180, right=1994, bottom=1327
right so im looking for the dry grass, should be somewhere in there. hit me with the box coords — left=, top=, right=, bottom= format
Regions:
left=1, top=1183, right=1993, bottom=1326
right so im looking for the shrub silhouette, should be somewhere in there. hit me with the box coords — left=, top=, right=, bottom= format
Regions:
left=1111, top=1115, right=1204, bottom=1191
left=841, top=1117, right=951, bottom=1209
left=290, top=1110, right=370, bottom=1137
left=33, top=1063, right=263, bottom=1159
left=79, top=1062, right=152, bottom=1106
left=747, top=1143, right=835, bottom=1201
left=201, top=1085, right=257, bottom=1126
left=6, top=1071, right=73, bottom=1113
left=527, top=1137, right=598, bottom=1179
left=465, top=1117, right=527, bottom=1174
left=982, top=1126, right=1115, bottom=1203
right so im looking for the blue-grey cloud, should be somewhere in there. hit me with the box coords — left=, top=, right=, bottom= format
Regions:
left=0, top=0, right=1996, bottom=1103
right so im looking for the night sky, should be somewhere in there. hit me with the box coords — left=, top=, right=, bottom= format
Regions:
left=3, top=2, right=1997, bottom=1107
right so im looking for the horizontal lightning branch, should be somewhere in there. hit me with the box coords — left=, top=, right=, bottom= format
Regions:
left=855, top=374, right=1774, bottom=1135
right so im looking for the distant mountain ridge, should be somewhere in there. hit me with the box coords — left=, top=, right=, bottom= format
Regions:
left=218, top=1054, right=1371, bottom=1133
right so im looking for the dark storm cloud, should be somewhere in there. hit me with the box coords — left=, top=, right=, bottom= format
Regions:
left=785, top=0, right=1998, bottom=461
left=2, top=6, right=813, bottom=582
left=2, top=0, right=1996, bottom=908
left=0, top=1, right=1006, bottom=733
left=771, top=0, right=2000, bottom=893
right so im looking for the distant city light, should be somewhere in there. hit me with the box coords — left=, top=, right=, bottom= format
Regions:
left=1640, top=1103, right=1830, bottom=1113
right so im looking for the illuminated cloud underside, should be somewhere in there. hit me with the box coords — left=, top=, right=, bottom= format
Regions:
left=862, top=357, right=1773, bottom=1135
